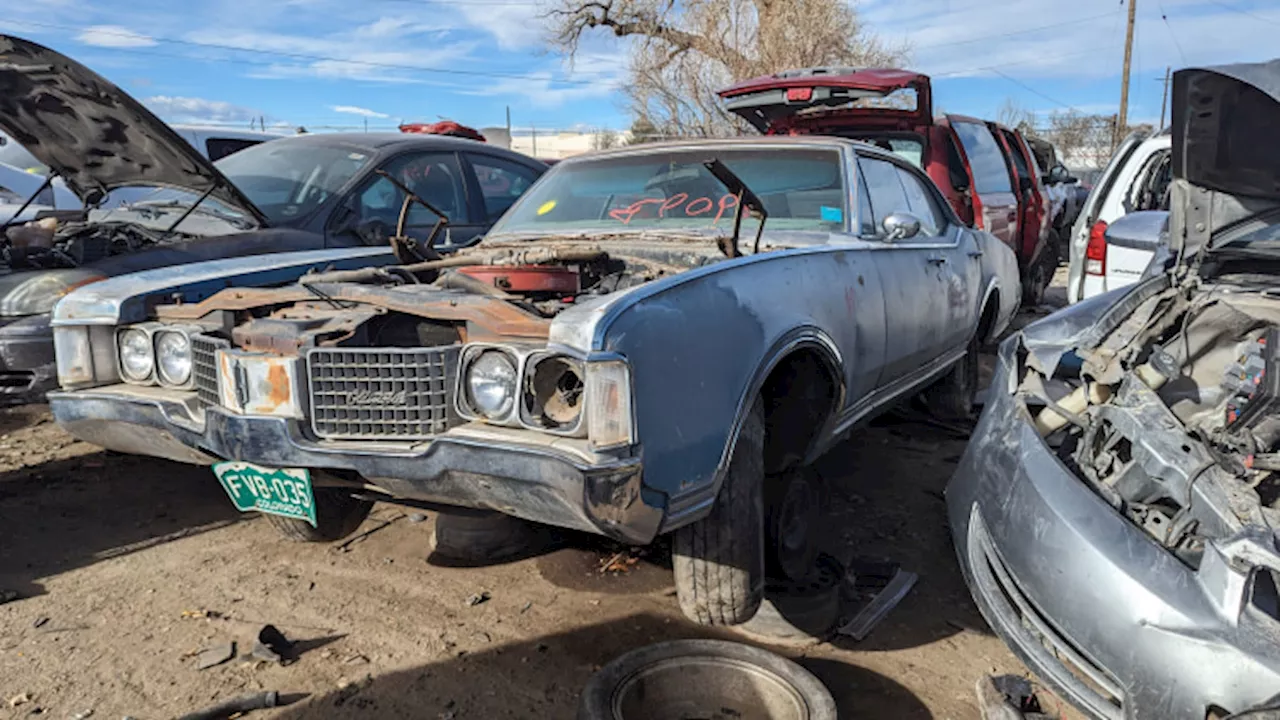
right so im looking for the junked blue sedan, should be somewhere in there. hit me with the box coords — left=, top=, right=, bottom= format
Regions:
left=49, top=137, right=1018, bottom=626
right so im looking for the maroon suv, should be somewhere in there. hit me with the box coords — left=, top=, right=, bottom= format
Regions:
left=719, top=67, right=1054, bottom=303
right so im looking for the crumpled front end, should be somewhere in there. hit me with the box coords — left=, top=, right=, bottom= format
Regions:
left=949, top=278, right=1280, bottom=720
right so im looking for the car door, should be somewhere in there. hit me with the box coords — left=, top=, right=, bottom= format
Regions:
left=336, top=151, right=486, bottom=251
left=894, top=162, right=980, bottom=353
left=948, top=118, right=1018, bottom=254
left=857, top=152, right=951, bottom=382
left=994, top=126, right=1045, bottom=266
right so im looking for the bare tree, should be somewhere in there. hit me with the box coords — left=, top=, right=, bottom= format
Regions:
left=547, top=0, right=907, bottom=137
left=996, top=97, right=1038, bottom=136
left=591, top=127, right=621, bottom=149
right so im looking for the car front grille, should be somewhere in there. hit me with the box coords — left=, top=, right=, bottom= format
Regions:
left=307, top=346, right=461, bottom=440
left=190, top=335, right=229, bottom=408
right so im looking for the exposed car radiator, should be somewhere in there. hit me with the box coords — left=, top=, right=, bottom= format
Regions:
left=306, top=346, right=461, bottom=440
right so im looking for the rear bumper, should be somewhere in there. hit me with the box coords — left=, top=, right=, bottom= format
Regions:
left=0, top=314, right=56, bottom=403
left=50, top=388, right=664, bottom=544
left=947, top=347, right=1280, bottom=720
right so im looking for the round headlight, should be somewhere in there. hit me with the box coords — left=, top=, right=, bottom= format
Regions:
left=118, top=328, right=154, bottom=381
left=155, top=331, right=193, bottom=386
left=467, top=350, right=516, bottom=418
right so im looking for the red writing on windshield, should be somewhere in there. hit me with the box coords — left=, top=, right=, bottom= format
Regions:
left=607, top=193, right=740, bottom=225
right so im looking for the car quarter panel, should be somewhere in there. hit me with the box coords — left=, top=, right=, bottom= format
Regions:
left=588, top=245, right=887, bottom=524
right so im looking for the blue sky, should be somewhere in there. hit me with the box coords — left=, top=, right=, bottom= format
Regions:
left=0, top=0, right=1276, bottom=134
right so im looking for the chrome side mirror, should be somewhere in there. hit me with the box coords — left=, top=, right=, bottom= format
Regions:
left=882, top=213, right=921, bottom=242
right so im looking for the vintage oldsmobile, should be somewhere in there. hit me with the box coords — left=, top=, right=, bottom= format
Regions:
left=948, top=61, right=1280, bottom=719
left=51, top=138, right=1018, bottom=625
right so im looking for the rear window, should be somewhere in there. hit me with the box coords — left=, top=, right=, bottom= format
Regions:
left=953, top=122, right=1012, bottom=195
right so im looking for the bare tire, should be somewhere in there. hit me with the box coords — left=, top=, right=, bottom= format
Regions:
left=263, top=488, right=373, bottom=543
left=927, top=333, right=980, bottom=422
left=673, top=399, right=765, bottom=626
left=429, top=509, right=537, bottom=564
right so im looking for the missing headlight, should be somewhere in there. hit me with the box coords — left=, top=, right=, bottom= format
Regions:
left=524, top=356, right=584, bottom=431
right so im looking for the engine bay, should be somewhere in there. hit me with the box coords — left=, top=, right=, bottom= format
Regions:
left=3, top=216, right=183, bottom=269
left=1022, top=277, right=1280, bottom=573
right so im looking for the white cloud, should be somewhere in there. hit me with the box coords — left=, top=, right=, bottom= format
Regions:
left=76, top=25, right=156, bottom=48
left=860, top=0, right=1278, bottom=81
left=144, top=95, right=266, bottom=124
left=455, top=2, right=544, bottom=49
left=331, top=105, right=389, bottom=118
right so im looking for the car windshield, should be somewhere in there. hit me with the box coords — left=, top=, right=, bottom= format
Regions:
left=215, top=141, right=372, bottom=225
left=489, top=147, right=847, bottom=237
left=0, top=136, right=47, bottom=175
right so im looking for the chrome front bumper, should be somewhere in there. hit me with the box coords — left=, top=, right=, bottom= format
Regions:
left=49, top=387, right=664, bottom=544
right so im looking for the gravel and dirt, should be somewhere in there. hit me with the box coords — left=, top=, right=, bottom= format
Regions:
left=0, top=271, right=1078, bottom=720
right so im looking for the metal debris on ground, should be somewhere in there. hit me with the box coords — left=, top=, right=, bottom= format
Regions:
left=598, top=550, right=640, bottom=574
left=196, top=642, right=236, bottom=670
left=333, top=513, right=405, bottom=553
left=174, top=691, right=281, bottom=720
left=31, top=616, right=48, bottom=628
left=836, top=559, right=919, bottom=641
left=251, top=625, right=293, bottom=665
left=465, top=591, right=491, bottom=607
left=975, top=674, right=1058, bottom=720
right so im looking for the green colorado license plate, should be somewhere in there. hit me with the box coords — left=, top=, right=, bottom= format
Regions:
left=213, top=462, right=316, bottom=527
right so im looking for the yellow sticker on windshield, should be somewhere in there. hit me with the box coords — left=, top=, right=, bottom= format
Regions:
left=537, top=200, right=557, bottom=216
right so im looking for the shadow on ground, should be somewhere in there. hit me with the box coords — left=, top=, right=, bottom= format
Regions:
left=0, top=448, right=241, bottom=599
left=262, top=612, right=932, bottom=719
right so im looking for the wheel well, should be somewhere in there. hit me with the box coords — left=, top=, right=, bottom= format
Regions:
left=760, top=348, right=839, bottom=475
left=977, top=292, right=1000, bottom=346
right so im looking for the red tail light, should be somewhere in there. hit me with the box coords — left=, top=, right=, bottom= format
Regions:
left=1085, top=220, right=1108, bottom=276
left=786, top=87, right=813, bottom=102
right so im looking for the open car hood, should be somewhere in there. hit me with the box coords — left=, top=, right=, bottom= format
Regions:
left=718, top=68, right=931, bottom=133
left=0, top=35, right=266, bottom=225
left=1169, top=59, right=1280, bottom=255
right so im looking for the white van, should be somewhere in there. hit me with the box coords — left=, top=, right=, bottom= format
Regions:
left=1066, top=129, right=1172, bottom=303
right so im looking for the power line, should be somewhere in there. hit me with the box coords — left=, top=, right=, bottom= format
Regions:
left=1202, top=0, right=1280, bottom=25
left=988, top=68, right=1077, bottom=111
left=3, top=19, right=604, bottom=85
left=913, top=11, right=1121, bottom=51
left=1155, top=0, right=1188, bottom=64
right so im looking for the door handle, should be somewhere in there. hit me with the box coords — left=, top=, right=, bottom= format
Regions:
left=927, top=256, right=948, bottom=265
left=968, top=250, right=984, bottom=258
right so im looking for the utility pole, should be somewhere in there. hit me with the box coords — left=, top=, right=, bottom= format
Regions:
left=1159, top=65, right=1171, bottom=130
left=1117, top=0, right=1137, bottom=147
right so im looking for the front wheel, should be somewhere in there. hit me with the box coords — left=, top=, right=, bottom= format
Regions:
left=263, top=488, right=373, bottom=543
left=673, top=399, right=766, bottom=626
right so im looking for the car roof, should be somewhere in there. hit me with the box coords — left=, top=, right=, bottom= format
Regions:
left=559, top=136, right=862, bottom=162
left=260, top=132, right=546, bottom=164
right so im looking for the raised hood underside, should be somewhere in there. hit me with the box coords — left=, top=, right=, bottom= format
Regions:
left=0, top=35, right=264, bottom=223
left=1169, top=59, right=1280, bottom=254
left=718, top=67, right=932, bottom=133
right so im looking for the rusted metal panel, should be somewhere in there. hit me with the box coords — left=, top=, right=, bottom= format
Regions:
left=216, top=349, right=306, bottom=418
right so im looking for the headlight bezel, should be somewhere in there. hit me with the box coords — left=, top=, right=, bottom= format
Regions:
left=116, top=325, right=157, bottom=384
left=457, top=345, right=521, bottom=423
left=519, top=352, right=586, bottom=436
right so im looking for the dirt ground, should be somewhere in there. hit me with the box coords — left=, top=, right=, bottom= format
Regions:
left=0, top=270, right=1077, bottom=720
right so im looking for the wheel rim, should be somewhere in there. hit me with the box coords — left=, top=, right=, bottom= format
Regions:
left=772, top=469, right=821, bottom=581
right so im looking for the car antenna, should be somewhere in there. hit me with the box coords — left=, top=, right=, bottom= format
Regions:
left=701, top=159, right=768, bottom=258
left=373, top=169, right=449, bottom=264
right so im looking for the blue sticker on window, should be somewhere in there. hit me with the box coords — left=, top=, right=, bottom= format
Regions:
left=820, top=206, right=843, bottom=223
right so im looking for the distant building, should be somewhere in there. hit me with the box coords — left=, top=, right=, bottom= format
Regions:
left=480, top=129, right=630, bottom=160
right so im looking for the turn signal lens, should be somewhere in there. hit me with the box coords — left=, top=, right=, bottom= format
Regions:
left=586, top=359, right=635, bottom=450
